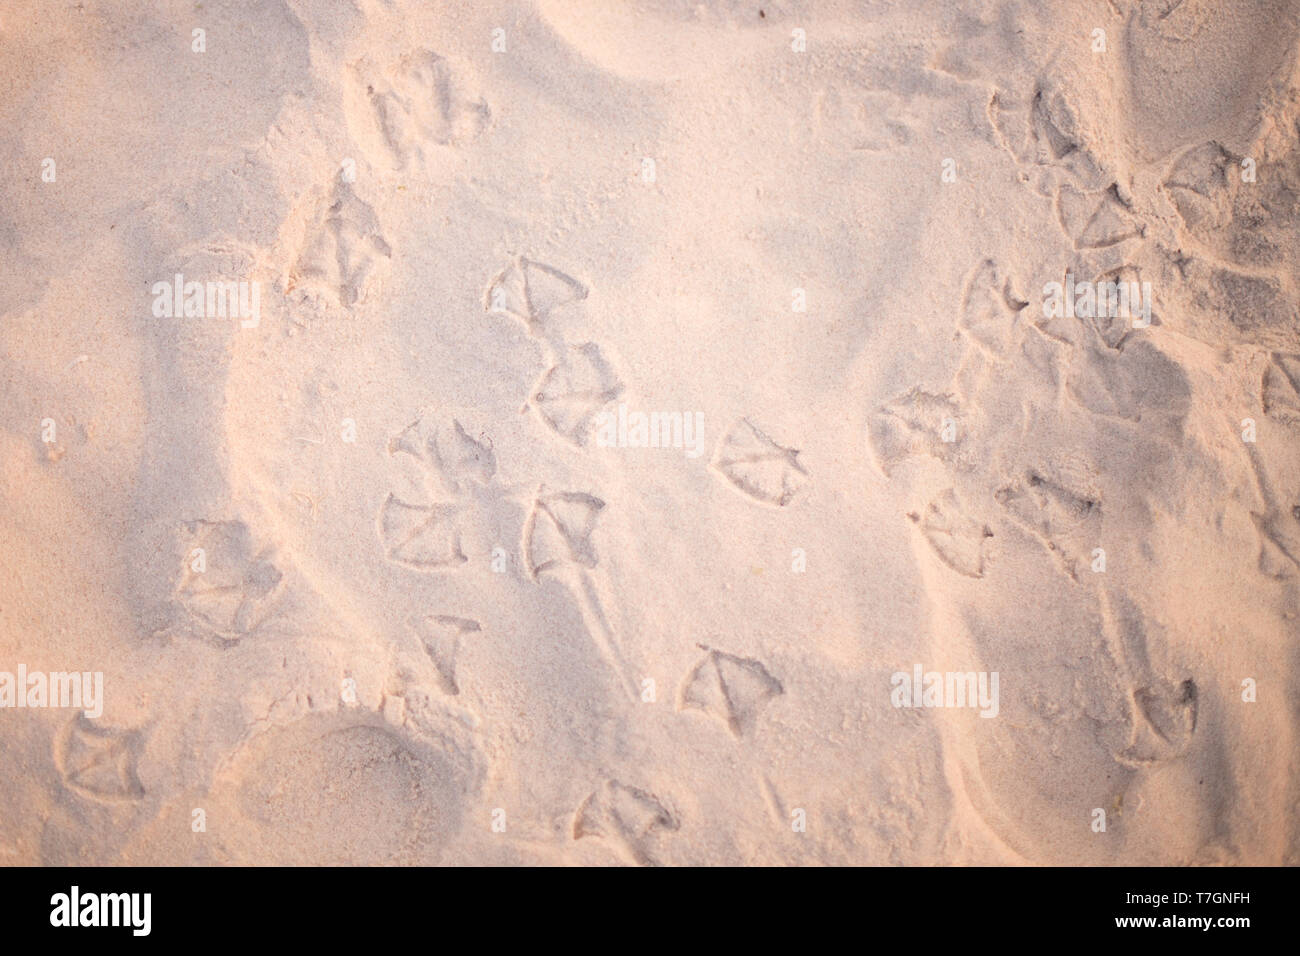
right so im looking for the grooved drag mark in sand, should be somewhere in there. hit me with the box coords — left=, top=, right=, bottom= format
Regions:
left=958, top=259, right=1027, bottom=359
left=711, top=418, right=808, bottom=507
left=176, top=519, right=285, bottom=643
left=413, top=615, right=481, bottom=696
left=522, top=489, right=638, bottom=698
left=1154, top=0, right=1201, bottom=28
left=1262, top=354, right=1300, bottom=424
left=908, top=489, right=992, bottom=579
left=1030, top=87, right=1085, bottom=165
left=289, top=371, right=341, bottom=447
left=678, top=645, right=783, bottom=738
left=572, top=780, right=678, bottom=866
left=868, top=387, right=965, bottom=476
left=377, top=494, right=467, bottom=571
left=986, top=91, right=1024, bottom=167
left=760, top=774, right=786, bottom=825
left=54, top=716, right=144, bottom=803
left=530, top=342, right=623, bottom=445
left=355, top=49, right=489, bottom=166
left=994, top=469, right=1100, bottom=581
left=1056, top=183, right=1142, bottom=250
left=287, top=181, right=391, bottom=311
left=484, top=257, right=588, bottom=335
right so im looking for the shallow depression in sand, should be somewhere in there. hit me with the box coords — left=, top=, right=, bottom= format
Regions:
left=219, top=716, right=467, bottom=865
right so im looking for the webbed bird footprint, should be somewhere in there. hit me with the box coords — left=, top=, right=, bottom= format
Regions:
left=54, top=716, right=145, bottom=803
left=1262, top=354, right=1300, bottom=425
left=176, top=519, right=285, bottom=643
left=995, top=469, right=1100, bottom=581
left=414, top=615, right=481, bottom=696
left=355, top=48, right=489, bottom=167
left=958, top=259, right=1028, bottom=359
left=287, top=181, right=391, bottom=310
left=711, top=418, right=808, bottom=507
left=377, top=495, right=467, bottom=571
left=430, top=421, right=496, bottom=487
left=678, top=646, right=783, bottom=738
left=484, top=257, right=588, bottom=334
left=530, top=343, right=622, bottom=445
left=908, top=489, right=992, bottom=579
left=1163, top=140, right=1299, bottom=270
left=1036, top=264, right=1152, bottom=351
left=1163, top=141, right=1233, bottom=231
left=1121, top=679, right=1198, bottom=767
left=988, top=77, right=1139, bottom=248
left=868, top=387, right=965, bottom=475
left=522, top=489, right=604, bottom=579
left=572, top=780, right=678, bottom=866
left=1251, top=511, right=1300, bottom=577
left=1056, top=184, right=1142, bottom=250
left=389, top=417, right=497, bottom=493
left=988, top=80, right=1113, bottom=194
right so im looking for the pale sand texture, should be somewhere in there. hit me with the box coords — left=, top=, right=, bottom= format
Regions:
left=0, top=0, right=1297, bottom=865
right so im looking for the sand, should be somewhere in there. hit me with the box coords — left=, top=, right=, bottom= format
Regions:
left=0, top=0, right=1297, bottom=866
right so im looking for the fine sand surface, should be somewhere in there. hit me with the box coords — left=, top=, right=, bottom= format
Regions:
left=1, top=0, right=1298, bottom=865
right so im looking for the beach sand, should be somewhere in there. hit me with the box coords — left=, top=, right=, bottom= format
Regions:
left=1, top=0, right=1297, bottom=865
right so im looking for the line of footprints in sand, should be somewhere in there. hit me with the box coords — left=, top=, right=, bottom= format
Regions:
left=88, top=61, right=1297, bottom=852
left=129, top=37, right=809, bottom=845
left=869, top=251, right=1206, bottom=769
left=101, top=255, right=796, bottom=857
left=864, top=77, right=1299, bottom=777
left=385, top=263, right=792, bottom=695
left=873, top=74, right=1300, bottom=606
left=50, top=639, right=783, bottom=869
left=572, top=644, right=784, bottom=865
left=861, top=77, right=1300, bottom=771
left=381, top=257, right=794, bottom=862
